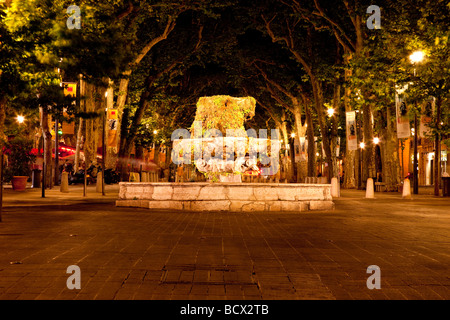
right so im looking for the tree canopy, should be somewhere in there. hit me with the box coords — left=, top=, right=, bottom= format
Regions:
left=1, top=0, right=448, bottom=187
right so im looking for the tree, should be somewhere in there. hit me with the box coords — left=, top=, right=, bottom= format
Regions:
left=110, top=0, right=232, bottom=171
left=281, top=0, right=376, bottom=188
left=258, top=2, right=342, bottom=181
left=388, top=0, right=450, bottom=195
left=0, top=0, right=24, bottom=219
left=348, top=0, right=449, bottom=193
left=3, top=0, right=70, bottom=187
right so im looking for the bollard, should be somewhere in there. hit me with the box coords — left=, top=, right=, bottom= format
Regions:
left=96, top=171, right=102, bottom=193
left=60, top=172, right=69, bottom=193
left=365, top=178, right=374, bottom=198
left=331, top=177, right=340, bottom=197
left=402, top=179, right=411, bottom=199
left=32, top=169, right=41, bottom=188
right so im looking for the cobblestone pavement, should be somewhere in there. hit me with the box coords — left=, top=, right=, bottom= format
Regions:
left=0, top=186, right=449, bottom=300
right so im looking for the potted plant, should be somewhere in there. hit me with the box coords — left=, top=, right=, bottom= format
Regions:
left=4, top=137, right=36, bottom=191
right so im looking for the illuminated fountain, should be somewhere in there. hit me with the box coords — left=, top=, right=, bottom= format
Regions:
left=116, top=96, right=334, bottom=212
left=171, top=96, right=280, bottom=182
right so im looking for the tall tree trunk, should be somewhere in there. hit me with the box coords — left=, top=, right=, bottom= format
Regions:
left=118, top=108, right=130, bottom=181
left=343, top=55, right=357, bottom=189
left=113, top=17, right=177, bottom=169
left=83, top=82, right=96, bottom=167
left=293, top=104, right=307, bottom=181
left=340, top=14, right=365, bottom=189
left=0, top=96, right=6, bottom=147
left=0, top=97, right=6, bottom=221
left=311, top=79, right=334, bottom=181
left=381, top=103, right=400, bottom=191
left=74, top=75, right=84, bottom=172
left=280, top=110, right=289, bottom=148
left=105, top=79, right=116, bottom=169
left=434, top=95, right=442, bottom=196
left=362, top=102, right=375, bottom=184
left=74, top=118, right=83, bottom=173
left=40, top=107, right=53, bottom=188
left=305, top=104, right=315, bottom=177
left=119, top=81, right=158, bottom=161
left=331, top=82, right=341, bottom=179
left=305, top=28, right=333, bottom=180
left=279, top=110, right=290, bottom=181
left=83, top=82, right=106, bottom=167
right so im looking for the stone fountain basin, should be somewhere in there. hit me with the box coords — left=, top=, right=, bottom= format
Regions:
left=116, top=182, right=334, bottom=212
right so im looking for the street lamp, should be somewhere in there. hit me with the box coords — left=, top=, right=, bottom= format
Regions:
left=16, top=115, right=25, bottom=124
left=373, top=137, right=380, bottom=145
left=327, top=108, right=335, bottom=117
left=409, top=51, right=424, bottom=65
left=409, top=50, right=424, bottom=195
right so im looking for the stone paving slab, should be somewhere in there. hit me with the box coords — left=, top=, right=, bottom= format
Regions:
left=0, top=187, right=449, bottom=300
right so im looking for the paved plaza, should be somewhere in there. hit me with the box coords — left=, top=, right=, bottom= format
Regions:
left=0, top=184, right=449, bottom=300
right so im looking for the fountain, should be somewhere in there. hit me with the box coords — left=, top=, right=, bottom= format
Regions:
left=116, top=96, right=334, bottom=212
